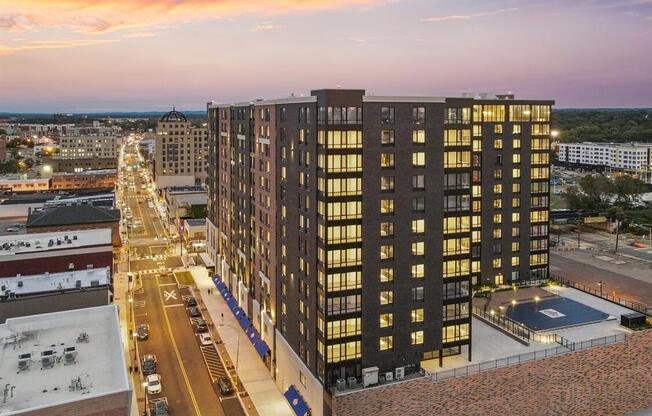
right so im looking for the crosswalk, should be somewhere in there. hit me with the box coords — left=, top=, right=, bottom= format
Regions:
left=200, top=345, right=227, bottom=381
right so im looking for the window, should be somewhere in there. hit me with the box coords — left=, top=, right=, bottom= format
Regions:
left=328, top=201, right=362, bottom=220
left=443, top=237, right=470, bottom=256
left=379, top=336, right=393, bottom=351
left=412, top=152, right=426, bottom=167
left=443, top=151, right=471, bottom=168
left=481, top=105, right=505, bottom=122
left=443, top=281, right=470, bottom=300
left=327, top=341, right=361, bottom=363
left=381, top=199, right=395, bottom=214
left=443, top=259, right=470, bottom=277
left=381, top=107, right=395, bottom=124
left=380, top=222, right=394, bottom=237
left=327, top=154, right=362, bottom=173
left=380, top=244, right=394, bottom=260
left=513, top=138, right=521, bottom=149
left=379, top=313, right=393, bottom=328
left=327, top=271, right=361, bottom=292
left=411, top=331, right=424, bottom=345
left=444, top=195, right=470, bottom=212
left=509, top=105, right=531, bottom=122
left=381, top=129, right=395, bottom=145
left=442, top=302, right=469, bottom=321
left=412, top=174, right=425, bottom=190
left=442, top=324, right=470, bottom=343
left=445, top=108, right=471, bottom=124
left=412, top=197, right=425, bottom=212
left=327, top=248, right=362, bottom=268
left=327, top=224, right=362, bottom=244
left=443, top=216, right=470, bottom=234
left=531, top=105, right=551, bottom=122
left=411, top=264, right=425, bottom=279
left=412, top=107, right=425, bottom=124
left=513, top=154, right=521, bottom=164
left=381, top=153, right=394, bottom=168
left=326, top=131, right=363, bottom=148
left=493, top=258, right=502, bottom=268
left=327, top=318, right=361, bottom=339
left=512, top=212, right=520, bottom=223
left=380, top=267, right=394, bottom=282
left=412, top=219, right=425, bottom=234
left=494, top=124, right=503, bottom=134
left=412, top=130, right=426, bottom=144
left=411, top=308, right=424, bottom=323
left=327, top=178, right=362, bottom=196
left=444, top=173, right=470, bottom=190
left=380, top=290, right=394, bottom=305
left=444, top=129, right=471, bottom=146
left=412, top=286, right=424, bottom=301
left=412, top=241, right=425, bottom=256
left=381, top=176, right=395, bottom=191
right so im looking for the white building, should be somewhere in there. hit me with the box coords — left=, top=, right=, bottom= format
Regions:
left=58, top=135, right=118, bottom=160
left=0, top=305, right=131, bottom=416
left=558, top=142, right=652, bottom=171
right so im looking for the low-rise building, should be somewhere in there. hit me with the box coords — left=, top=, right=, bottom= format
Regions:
left=0, top=267, right=112, bottom=323
left=558, top=142, right=652, bottom=171
left=0, top=305, right=132, bottom=416
left=0, top=190, right=115, bottom=219
left=182, top=218, right=206, bottom=252
left=0, top=228, right=114, bottom=277
left=0, top=177, right=50, bottom=193
left=45, top=157, right=118, bottom=173
left=163, top=186, right=207, bottom=226
left=51, top=169, right=117, bottom=190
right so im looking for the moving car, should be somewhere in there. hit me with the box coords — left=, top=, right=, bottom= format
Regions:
left=188, top=306, right=202, bottom=318
left=216, top=376, right=234, bottom=396
left=142, top=354, right=157, bottom=375
left=198, top=333, right=213, bottom=346
left=146, top=374, right=162, bottom=395
left=136, top=324, right=149, bottom=341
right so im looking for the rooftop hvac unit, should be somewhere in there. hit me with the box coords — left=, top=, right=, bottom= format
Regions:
left=90, top=280, right=99, bottom=287
left=17, top=281, right=23, bottom=288
left=362, top=367, right=379, bottom=388
left=87, top=264, right=94, bottom=269
left=41, top=350, right=55, bottom=369
left=69, top=263, right=75, bottom=270
left=336, top=379, right=347, bottom=391
left=18, top=353, right=31, bottom=372
left=395, top=367, right=405, bottom=380
left=75, top=280, right=82, bottom=288
left=384, top=372, right=394, bottom=382
left=347, top=377, right=357, bottom=388
left=64, top=347, right=77, bottom=365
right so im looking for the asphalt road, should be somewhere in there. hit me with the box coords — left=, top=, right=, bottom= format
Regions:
left=121, top=143, right=244, bottom=416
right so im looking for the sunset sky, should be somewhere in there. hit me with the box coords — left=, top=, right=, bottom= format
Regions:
left=1, top=0, right=651, bottom=112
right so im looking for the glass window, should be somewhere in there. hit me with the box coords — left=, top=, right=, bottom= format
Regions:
left=412, top=219, right=425, bottom=234
left=412, top=130, right=426, bottom=144
left=381, top=107, right=395, bottom=124
left=380, top=267, right=394, bottom=282
left=380, top=290, right=394, bottom=305
left=411, top=308, right=424, bottom=323
left=381, top=129, right=395, bottom=145
left=379, top=313, right=393, bottom=328
left=379, top=336, right=393, bottom=351
left=411, top=330, right=424, bottom=345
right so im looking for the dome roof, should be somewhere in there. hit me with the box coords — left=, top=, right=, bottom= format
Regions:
left=160, top=106, right=187, bottom=122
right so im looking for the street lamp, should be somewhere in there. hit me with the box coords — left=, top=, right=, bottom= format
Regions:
left=218, top=323, right=242, bottom=373
left=598, top=281, right=603, bottom=298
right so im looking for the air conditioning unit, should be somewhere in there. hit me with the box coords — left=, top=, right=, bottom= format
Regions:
left=41, top=350, right=55, bottom=369
left=336, top=378, right=347, bottom=391
left=75, top=280, right=82, bottom=288
left=18, top=353, right=31, bottom=372
left=347, top=376, right=357, bottom=388
left=395, top=367, right=405, bottom=380
left=64, top=347, right=77, bottom=364
left=384, top=372, right=393, bottom=382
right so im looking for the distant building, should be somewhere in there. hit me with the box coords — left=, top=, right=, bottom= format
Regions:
left=182, top=218, right=206, bottom=252
left=45, top=157, right=118, bottom=173
left=0, top=177, right=50, bottom=193
left=558, top=142, right=652, bottom=171
left=52, top=135, right=120, bottom=173
left=0, top=305, right=132, bottom=416
left=0, top=228, right=114, bottom=277
left=163, top=186, right=207, bottom=228
left=154, top=108, right=208, bottom=188
left=0, top=190, right=115, bottom=219
left=51, top=169, right=117, bottom=190
left=0, top=267, right=112, bottom=323
left=0, top=135, right=6, bottom=161
left=26, top=204, right=121, bottom=247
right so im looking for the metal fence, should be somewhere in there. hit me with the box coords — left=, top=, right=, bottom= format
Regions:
left=549, top=274, right=652, bottom=316
left=472, top=307, right=532, bottom=343
left=430, top=333, right=626, bottom=382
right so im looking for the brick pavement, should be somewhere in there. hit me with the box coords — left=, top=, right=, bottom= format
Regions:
left=335, top=330, right=652, bottom=416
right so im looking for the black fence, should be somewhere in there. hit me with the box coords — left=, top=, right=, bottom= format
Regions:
left=472, top=306, right=532, bottom=342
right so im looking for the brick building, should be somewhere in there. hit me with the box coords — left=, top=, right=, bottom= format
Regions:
left=51, top=169, right=117, bottom=190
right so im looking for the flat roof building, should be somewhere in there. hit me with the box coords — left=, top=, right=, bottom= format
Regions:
left=0, top=267, right=112, bottom=323
left=207, top=89, right=553, bottom=416
left=0, top=228, right=114, bottom=277
left=0, top=305, right=131, bottom=416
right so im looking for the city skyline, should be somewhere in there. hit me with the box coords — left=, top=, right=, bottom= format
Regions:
left=1, top=0, right=652, bottom=112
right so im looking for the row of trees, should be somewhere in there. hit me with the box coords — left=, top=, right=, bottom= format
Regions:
left=552, top=109, right=652, bottom=143
left=563, top=174, right=647, bottom=211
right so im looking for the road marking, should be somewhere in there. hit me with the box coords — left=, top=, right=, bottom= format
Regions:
left=134, top=300, right=146, bottom=308
left=164, top=304, right=184, bottom=308
left=163, top=290, right=178, bottom=301
left=159, top=283, right=177, bottom=287
left=155, top=275, right=202, bottom=416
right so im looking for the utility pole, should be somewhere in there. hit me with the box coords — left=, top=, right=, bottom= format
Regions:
left=614, top=218, right=620, bottom=254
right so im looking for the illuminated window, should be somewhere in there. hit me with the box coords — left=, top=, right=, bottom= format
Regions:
left=412, top=130, right=426, bottom=144
left=443, top=216, right=470, bottom=234
left=513, top=124, right=522, bottom=134
left=512, top=168, right=521, bottom=179
left=444, top=129, right=471, bottom=146
left=513, top=154, right=521, bottom=164
left=380, top=244, right=394, bottom=260
left=512, top=256, right=520, bottom=266
left=493, top=199, right=502, bottom=209
left=380, top=267, right=394, bottom=282
left=512, top=212, right=520, bottom=223
left=494, top=138, right=503, bottom=149
left=380, top=153, right=394, bottom=168
left=481, top=105, right=506, bottom=122
left=412, top=219, right=425, bottom=234
left=512, top=241, right=520, bottom=251
left=412, top=241, right=425, bottom=256
left=381, top=129, right=395, bottom=145
left=380, top=176, right=395, bottom=191
left=493, top=214, right=502, bottom=224
left=380, top=199, right=394, bottom=214
left=411, top=264, right=425, bottom=279
left=380, top=290, right=394, bottom=305
left=327, top=341, right=361, bottom=363
left=379, top=336, right=393, bottom=351
left=443, top=259, right=470, bottom=278
left=411, top=308, right=424, bottom=323
left=443, top=151, right=471, bottom=168
left=380, top=222, right=394, bottom=237
left=512, top=183, right=521, bottom=193
left=443, top=238, right=470, bottom=256
left=412, top=152, right=426, bottom=167
left=411, top=331, right=424, bottom=345
left=494, top=124, right=503, bottom=134
left=493, top=228, right=502, bottom=239
left=493, top=258, right=502, bottom=268
left=442, top=324, right=469, bottom=342
left=380, top=313, right=393, bottom=328
left=494, top=184, right=503, bottom=194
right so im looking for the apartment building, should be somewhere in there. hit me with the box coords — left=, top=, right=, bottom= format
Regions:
left=155, top=108, right=208, bottom=188
left=558, top=141, right=652, bottom=171
left=58, top=135, right=118, bottom=160
left=207, top=89, right=553, bottom=415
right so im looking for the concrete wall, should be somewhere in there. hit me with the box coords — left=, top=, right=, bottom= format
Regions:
left=0, top=288, right=111, bottom=323
left=275, top=329, right=325, bottom=416
left=15, top=390, right=131, bottom=416
left=0, top=249, right=113, bottom=278
left=155, top=174, right=196, bottom=189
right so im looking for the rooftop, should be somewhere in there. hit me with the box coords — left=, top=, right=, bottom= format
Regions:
left=0, top=305, right=130, bottom=415
left=165, top=185, right=205, bottom=194
left=26, top=204, right=120, bottom=228
left=184, top=218, right=206, bottom=227
left=52, top=169, right=117, bottom=177
left=560, top=141, right=652, bottom=148
left=0, top=267, right=110, bottom=297
left=159, top=106, right=188, bottom=122
left=0, top=228, right=112, bottom=258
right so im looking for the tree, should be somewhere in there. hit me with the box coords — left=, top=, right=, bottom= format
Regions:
left=184, top=204, right=207, bottom=219
left=612, top=175, right=646, bottom=209
left=563, top=174, right=647, bottom=211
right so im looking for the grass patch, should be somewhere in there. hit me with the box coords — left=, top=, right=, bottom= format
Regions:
left=174, top=271, right=195, bottom=285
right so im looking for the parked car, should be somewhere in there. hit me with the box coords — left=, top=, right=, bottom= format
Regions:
left=146, top=374, right=162, bottom=395
left=142, top=354, right=157, bottom=375
left=198, top=333, right=213, bottom=346
left=4, top=226, right=20, bottom=232
left=188, top=307, right=202, bottom=318
left=193, top=318, right=208, bottom=333
left=216, top=376, right=234, bottom=396
left=136, top=324, right=149, bottom=341
left=152, top=400, right=168, bottom=416
left=185, top=296, right=197, bottom=307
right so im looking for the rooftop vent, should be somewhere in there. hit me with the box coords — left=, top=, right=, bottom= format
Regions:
left=40, top=350, right=55, bottom=369
left=63, top=346, right=77, bottom=365
left=18, top=353, right=31, bottom=372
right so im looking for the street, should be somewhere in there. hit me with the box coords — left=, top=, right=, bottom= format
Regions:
left=118, top=140, right=245, bottom=416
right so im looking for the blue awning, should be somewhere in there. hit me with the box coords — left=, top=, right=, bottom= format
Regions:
left=227, top=297, right=238, bottom=311
left=221, top=288, right=230, bottom=300
left=214, top=273, right=222, bottom=282
left=216, top=281, right=226, bottom=292
left=254, top=340, right=270, bottom=358
left=246, top=326, right=260, bottom=344
left=239, top=315, right=251, bottom=330
left=233, top=307, right=244, bottom=320
left=284, top=385, right=309, bottom=416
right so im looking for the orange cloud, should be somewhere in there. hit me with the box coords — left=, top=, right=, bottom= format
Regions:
left=0, top=38, right=118, bottom=55
left=2, top=0, right=381, bottom=34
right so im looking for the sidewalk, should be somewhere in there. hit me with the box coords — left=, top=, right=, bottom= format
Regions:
left=190, top=267, right=293, bottom=416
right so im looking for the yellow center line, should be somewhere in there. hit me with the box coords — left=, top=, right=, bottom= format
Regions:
left=156, top=275, right=202, bottom=416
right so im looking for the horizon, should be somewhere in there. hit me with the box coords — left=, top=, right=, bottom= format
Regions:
left=1, top=0, right=652, bottom=112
